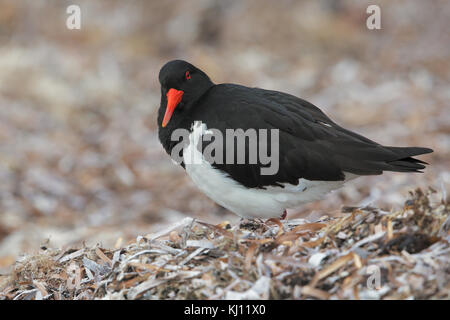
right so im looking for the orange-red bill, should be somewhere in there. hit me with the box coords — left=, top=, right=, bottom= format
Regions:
left=162, top=88, right=184, bottom=127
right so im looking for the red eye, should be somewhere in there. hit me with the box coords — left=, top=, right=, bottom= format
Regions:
left=185, top=71, right=191, bottom=80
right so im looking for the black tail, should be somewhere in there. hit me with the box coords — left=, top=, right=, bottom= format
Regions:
left=384, top=147, right=433, bottom=173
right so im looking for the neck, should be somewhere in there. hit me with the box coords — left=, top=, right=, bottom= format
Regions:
left=158, top=83, right=214, bottom=155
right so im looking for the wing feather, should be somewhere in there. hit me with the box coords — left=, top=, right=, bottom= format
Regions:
left=188, top=84, right=432, bottom=188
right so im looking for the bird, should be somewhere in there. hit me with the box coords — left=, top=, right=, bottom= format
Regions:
left=157, top=59, right=433, bottom=219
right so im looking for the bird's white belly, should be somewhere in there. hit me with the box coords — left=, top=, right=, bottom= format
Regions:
left=182, top=122, right=356, bottom=218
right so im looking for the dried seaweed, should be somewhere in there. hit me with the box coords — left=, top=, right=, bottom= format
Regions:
left=0, top=188, right=448, bottom=300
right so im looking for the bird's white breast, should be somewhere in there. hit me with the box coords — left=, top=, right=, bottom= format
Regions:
left=183, top=121, right=356, bottom=218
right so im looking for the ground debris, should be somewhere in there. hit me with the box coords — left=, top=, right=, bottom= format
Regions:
left=1, top=188, right=448, bottom=300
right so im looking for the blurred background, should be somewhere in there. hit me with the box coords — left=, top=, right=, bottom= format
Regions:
left=0, top=0, right=449, bottom=272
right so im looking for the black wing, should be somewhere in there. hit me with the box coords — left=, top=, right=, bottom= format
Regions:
left=189, top=84, right=433, bottom=189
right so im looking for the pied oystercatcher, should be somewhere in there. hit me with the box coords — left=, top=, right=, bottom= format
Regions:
left=157, top=60, right=433, bottom=219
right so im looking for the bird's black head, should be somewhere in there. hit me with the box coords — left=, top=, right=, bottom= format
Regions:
left=158, top=60, right=214, bottom=128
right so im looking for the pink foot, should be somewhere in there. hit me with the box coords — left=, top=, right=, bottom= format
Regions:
left=280, top=209, right=287, bottom=220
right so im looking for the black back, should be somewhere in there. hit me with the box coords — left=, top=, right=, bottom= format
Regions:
left=158, top=61, right=433, bottom=189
